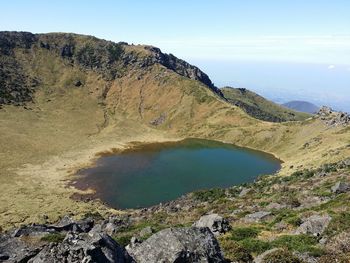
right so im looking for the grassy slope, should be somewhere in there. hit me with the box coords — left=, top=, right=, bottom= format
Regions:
left=0, top=37, right=349, bottom=229
left=221, top=87, right=310, bottom=122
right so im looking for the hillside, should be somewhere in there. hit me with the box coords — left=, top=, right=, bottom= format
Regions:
left=0, top=31, right=350, bottom=262
left=283, top=100, right=320, bottom=114
left=221, top=87, right=310, bottom=122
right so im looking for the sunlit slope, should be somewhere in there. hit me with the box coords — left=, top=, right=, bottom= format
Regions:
left=0, top=31, right=349, bottom=227
left=221, top=87, right=310, bottom=122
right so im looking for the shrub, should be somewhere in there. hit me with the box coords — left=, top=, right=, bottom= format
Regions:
left=325, top=212, right=350, bottom=236
left=230, top=227, right=260, bottom=241
left=113, top=234, right=132, bottom=247
left=41, top=232, right=65, bottom=243
left=107, top=44, right=123, bottom=63
left=239, top=238, right=272, bottom=254
left=219, top=238, right=254, bottom=262
left=262, top=249, right=302, bottom=263
left=192, top=188, right=226, bottom=202
left=271, top=234, right=323, bottom=255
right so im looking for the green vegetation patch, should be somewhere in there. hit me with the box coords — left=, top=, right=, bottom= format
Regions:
left=271, top=235, right=323, bottom=256
left=192, top=188, right=226, bottom=202
left=41, top=232, right=66, bottom=243
left=229, top=227, right=261, bottom=241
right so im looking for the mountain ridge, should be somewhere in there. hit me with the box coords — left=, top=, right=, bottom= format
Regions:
left=221, top=87, right=310, bottom=122
left=0, top=31, right=222, bottom=107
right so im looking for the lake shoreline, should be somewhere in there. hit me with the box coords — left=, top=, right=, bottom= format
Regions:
left=70, top=138, right=282, bottom=210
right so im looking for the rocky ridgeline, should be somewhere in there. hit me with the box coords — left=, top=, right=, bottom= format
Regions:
left=317, top=106, right=350, bottom=127
left=0, top=31, right=221, bottom=106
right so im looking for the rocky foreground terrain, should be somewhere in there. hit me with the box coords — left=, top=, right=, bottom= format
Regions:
left=1, top=157, right=350, bottom=262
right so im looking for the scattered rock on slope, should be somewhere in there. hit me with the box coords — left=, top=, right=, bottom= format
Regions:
left=127, top=227, right=225, bottom=263
left=317, top=106, right=350, bottom=127
left=296, top=214, right=331, bottom=236
left=244, top=211, right=272, bottom=223
left=193, top=214, right=230, bottom=235
left=28, top=231, right=132, bottom=263
left=331, top=181, right=350, bottom=194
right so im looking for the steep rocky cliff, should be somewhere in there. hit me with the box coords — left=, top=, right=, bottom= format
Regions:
left=0, top=31, right=221, bottom=106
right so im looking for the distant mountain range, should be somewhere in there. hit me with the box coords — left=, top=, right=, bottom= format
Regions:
left=282, top=100, right=320, bottom=114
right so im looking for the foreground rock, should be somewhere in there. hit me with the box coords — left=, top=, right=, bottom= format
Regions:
left=127, top=227, right=225, bottom=263
left=296, top=214, right=331, bottom=236
left=193, top=214, right=230, bottom=235
left=28, top=231, right=132, bottom=263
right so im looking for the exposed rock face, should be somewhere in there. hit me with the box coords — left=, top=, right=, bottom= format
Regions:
left=1, top=216, right=229, bottom=263
left=144, top=46, right=222, bottom=96
left=0, top=232, right=43, bottom=262
left=193, top=214, right=230, bottom=235
left=127, top=227, right=225, bottom=263
left=296, top=214, right=331, bottom=236
left=28, top=231, right=132, bottom=263
left=317, top=106, right=350, bottom=127
left=331, top=181, right=350, bottom=194
left=0, top=31, right=222, bottom=106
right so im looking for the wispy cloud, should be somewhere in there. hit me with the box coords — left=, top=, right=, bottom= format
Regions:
left=155, top=35, right=350, bottom=64
left=328, top=65, right=336, bottom=69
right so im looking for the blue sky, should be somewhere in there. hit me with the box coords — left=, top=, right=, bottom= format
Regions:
left=1, top=0, right=349, bottom=63
left=1, top=0, right=350, bottom=110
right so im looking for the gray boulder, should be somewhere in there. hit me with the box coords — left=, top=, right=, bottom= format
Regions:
left=331, top=181, right=350, bottom=194
left=0, top=232, right=43, bottom=262
left=296, top=214, right=331, bottom=236
left=193, top=214, right=230, bottom=235
left=127, top=227, right=225, bottom=263
left=104, top=222, right=118, bottom=236
left=28, top=231, right=132, bottom=263
left=239, top=187, right=252, bottom=197
left=244, top=211, right=272, bottom=223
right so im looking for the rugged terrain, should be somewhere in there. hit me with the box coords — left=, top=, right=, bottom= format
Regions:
left=1, top=31, right=350, bottom=262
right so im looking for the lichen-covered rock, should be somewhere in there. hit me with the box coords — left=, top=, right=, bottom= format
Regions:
left=28, top=231, right=132, bottom=263
left=331, top=181, right=350, bottom=194
left=193, top=214, right=230, bottom=235
left=296, top=214, right=331, bottom=236
left=244, top=211, right=272, bottom=223
left=127, top=227, right=225, bottom=263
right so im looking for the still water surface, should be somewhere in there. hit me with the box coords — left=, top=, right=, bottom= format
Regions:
left=75, top=139, right=281, bottom=209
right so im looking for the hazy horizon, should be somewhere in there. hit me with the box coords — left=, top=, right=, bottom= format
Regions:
left=189, top=59, right=350, bottom=112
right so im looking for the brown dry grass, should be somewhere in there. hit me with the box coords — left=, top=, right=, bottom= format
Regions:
left=0, top=49, right=349, bottom=229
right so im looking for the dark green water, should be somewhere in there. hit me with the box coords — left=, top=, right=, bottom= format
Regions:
left=75, top=139, right=280, bottom=209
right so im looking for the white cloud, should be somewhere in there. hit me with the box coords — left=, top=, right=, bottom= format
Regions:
left=154, top=35, right=350, bottom=64
left=328, top=65, right=336, bottom=69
